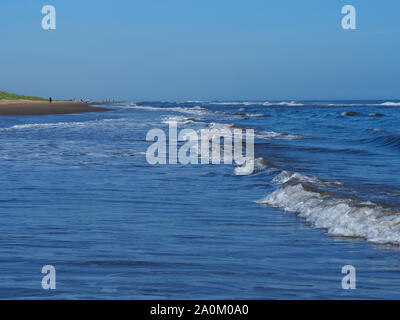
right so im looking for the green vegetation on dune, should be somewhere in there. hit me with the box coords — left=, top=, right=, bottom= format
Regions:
left=0, top=90, right=47, bottom=101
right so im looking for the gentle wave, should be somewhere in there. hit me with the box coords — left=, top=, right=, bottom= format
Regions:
left=126, top=104, right=210, bottom=115
left=0, top=119, right=119, bottom=131
left=245, top=113, right=268, bottom=118
left=324, top=102, right=400, bottom=107
left=369, top=135, right=400, bottom=149
left=181, top=101, right=400, bottom=107
left=256, top=131, right=302, bottom=140
left=362, top=131, right=400, bottom=150
left=207, top=101, right=304, bottom=107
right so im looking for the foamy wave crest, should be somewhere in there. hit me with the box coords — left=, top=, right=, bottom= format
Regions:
left=208, top=123, right=301, bottom=141
left=209, top=122, right=235, bottom=130
left=245, top=113, right=268, bottom=118
left=272, top=171, right=342, bottom=186
left=161, top=116, right=200, bottom=125
left=256, top=131, right=301, bottom=140
left=208, top=102, right=262, bottom=106
left=379, top=102, right=400, bottom=107
left=127, top=104, right=210, bottom=115
left=1, top=119, right=117, bottom=131
left=174, top=122, right=236, bottom=143
left=173, top=100, right=400, bottom=107
left=234, top=157, right=271, bottom=176
left=263, top=101, right=304, bottom=107
left=123, top=104, right=160, bottom=110
left=207, top=101, right=304, bottom=107
left=257, top=183, right=400, bottom=244
left=174, top=106, right=209, bottom=115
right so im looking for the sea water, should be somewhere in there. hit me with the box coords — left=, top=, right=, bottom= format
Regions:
left=0, top=100, right=400, bottom=299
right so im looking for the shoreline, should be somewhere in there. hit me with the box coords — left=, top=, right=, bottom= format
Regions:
left=0, top=100, right=111, bottom=115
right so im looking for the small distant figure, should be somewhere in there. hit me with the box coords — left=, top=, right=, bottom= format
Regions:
left=49, top=97, right=52, bottom=103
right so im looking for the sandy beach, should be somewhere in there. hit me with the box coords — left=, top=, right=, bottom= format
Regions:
left=0, top=100, right=110, bottom=115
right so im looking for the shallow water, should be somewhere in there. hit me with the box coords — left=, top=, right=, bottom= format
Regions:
left=1, top=100, right=400, bottom=299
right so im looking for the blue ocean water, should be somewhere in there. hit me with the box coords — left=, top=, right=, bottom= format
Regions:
left=1, top=100, right=400, bottom=299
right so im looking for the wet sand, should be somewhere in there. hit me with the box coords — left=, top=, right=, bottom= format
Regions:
left=0, top=100, right=110, bottom=115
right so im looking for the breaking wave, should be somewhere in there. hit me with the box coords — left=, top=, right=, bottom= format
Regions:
left=379, top=102, right=400, bottom=107
left=161, top=116, right=202, bottom=125
left=272, top=171, right=342, bottom=186
left=234, top=157, right=274, bottom=176
left=257, top=173, right=400, bottom=245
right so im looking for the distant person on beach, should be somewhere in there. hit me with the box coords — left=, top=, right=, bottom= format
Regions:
left=49, top=97, right=52, bottom=103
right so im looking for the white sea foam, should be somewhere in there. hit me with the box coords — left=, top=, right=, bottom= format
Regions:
left=323, top=101, right=400, bottom=107
left=207, top=122, right=301, bottom=141
left=245, top=113, right=267, bottom=117
left=272, top=171, right=342, bottom=186
left=256, top=131, right=301, bottom=140
left=207, top=101, right=304, bottom=107
left=208, top=102, right=260, bottom=106
left=379, top=102, right=400, bottom=107
left=209, top=122, right=235, bottom=130
left=203, top=123, right=235, bottom=140
left=207, top=101, right=400, bottom=107
left=161, top=116, right=201, bottom=125
left=176, top=106, right=209, bottom=115
left=263, top=101, right=304, bottom=107
left=234, top=157, right=269, bottom=176
left=173, top=122, right=236, bottom=143
left=127, top=104, right=210, bottom=115
left=0, top=118, right=156, bottom=133
left=1, top=119, right=116, bottom=131
left=257, top=179, right=400, bottom=244
left=5, top=122, right=80, bottom=130
left=125, top=105, right=161, bottom=110
left=129, top=101, right=400, bottom=109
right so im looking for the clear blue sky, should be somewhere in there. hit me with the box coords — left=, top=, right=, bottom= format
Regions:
left=0, top=0, right=399, bottom=101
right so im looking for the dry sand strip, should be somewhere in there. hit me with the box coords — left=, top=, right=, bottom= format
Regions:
left=0, top=100, right=111, bottom=115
